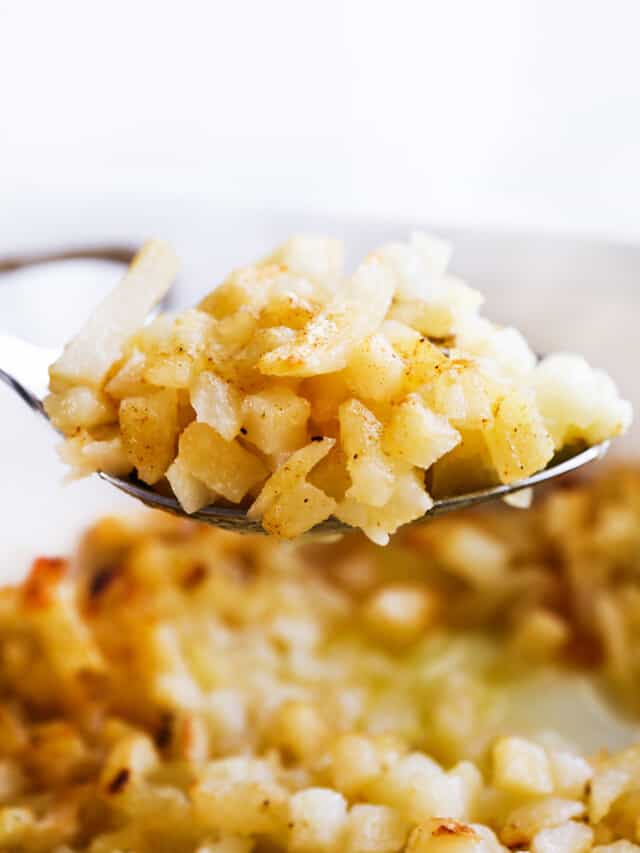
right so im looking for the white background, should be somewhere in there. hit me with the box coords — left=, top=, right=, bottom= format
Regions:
left=1, top=0, right=640, bottom=239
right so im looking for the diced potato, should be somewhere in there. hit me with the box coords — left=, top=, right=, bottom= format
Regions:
left=485, top=389, right=555, bottom=483
left=501, top=798, right=585, bottom=847
left=50, top=240, right=179, bottom=388
left=180, top=422, right=268, bottom=503
left=377, top=234, right=452, bottom=302
left=336, top=468, right=433, bottom=545
left=406, top=820, right=486, bottom=853
left=57, top=431, right=131, bottom=479
left=339, top=399, right=395, bottom=508
left=343, top=334, right=405, bottom=401
left=422, top=362, right=494, bottom=428
left=258, top=292, right=316, bottom=330
left=145, top=354, right=194, bottom=388
left=249, top=438, right=335, bottom=519
left=138, top=310, right=214, bottom=389
left=458, top=321, right=537, bottom=379
left=242, top=387, right=311, bottom=454
left=301, top=373, right=351, bottom=431
left=193, top=757, right=287, bottom=835
left=190, top=371, right=243, bottom=441
left=259, top=481, right=336, bottom=538
left=166, top=458, right=217, bottom=514
left=345, top=804, right=407, bottom=853
left=363, top=584, right=438, bottom=646
left=534, top=354, right=632, bottom=449
left=330, top=735, right=381, bottom=798
left=259, top=253, right=395, bottom=377
left=288, top=788, right=348, bottom=852
left=531, top=820, right=593, bottom=853
left=264, top=235, right=344, bottom=288
left=383, top=394, right=460, bottom=468
left=44, top=386, right=116, bottom=435
left=493, top=736, right=553, bottom=796
left=119, top=390, right=179, bottom=484
left=104, top=349, right=152, bottom=398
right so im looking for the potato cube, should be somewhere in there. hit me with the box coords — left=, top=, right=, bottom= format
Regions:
left=501, top=798, right=585, bottom=847
left=265, top=235, right=344, bottom=288
left=242, top=387, right=310, bottom=454
left=406, top=820, right=486, bottom=853
left=105, top=349, right=152, bottom=398
left=336, top=468, right=432, bottom=545
left=259, top=253, right=395, bottom=377
left=260, top=481, right=336, bottom=537
left=339, top=399, right=395, bottom=508
left=44, top=386, right=116, bottom=435
left=485, top=389, right=554, bottom=483
left=50, top=239, right=179, bottom=388
left=249, top=438, right=335, bottom=519
left=383, top=395, right=460, bottom=469
left=190, top=371, right=243, bottom=441
left=330, top=735, right=381, bottom=798
left=300, top=373, right=351, bottom=431
left=193, top=757, right=287, bottom=835
left=57, top=431, right=131, bottom=479
left=345, top=804, right=407, bottom=853
left=288, top=788, right=348, bottom=852
left=363, top=584, right=438, bottom=646
left=179, top=422, right=268, bottom=503
left=531, top=820, right=593, bottom=853
left=166, top=458, right=217, bottom=514
left=119, top=390, right=179, bottom=484
left=493, top=736, right=553, bottom=796
left=533, top=354, right=632, bottom=449
left=343, top=334, right=405, bottom=401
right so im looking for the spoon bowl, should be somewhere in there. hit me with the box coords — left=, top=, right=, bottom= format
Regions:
left=0, top=247, right=613, bottom=536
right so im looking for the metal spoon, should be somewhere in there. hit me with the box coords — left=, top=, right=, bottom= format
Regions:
left=0, top=248, right=610, bottom=535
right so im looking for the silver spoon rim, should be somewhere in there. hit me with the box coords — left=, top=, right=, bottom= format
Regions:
left=99, top=439, right=610, bottom=535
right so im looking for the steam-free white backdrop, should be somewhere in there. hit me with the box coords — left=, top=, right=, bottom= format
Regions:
left=1, top=0, right=640, bottom=238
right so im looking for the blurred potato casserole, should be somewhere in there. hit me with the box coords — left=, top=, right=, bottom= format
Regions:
left=45, top=235, right=630, bottom=542
left=3, top=468, right=640, bottom=850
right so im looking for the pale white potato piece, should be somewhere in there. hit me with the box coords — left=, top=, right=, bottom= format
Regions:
left=259, top=481, right=337, bottom=538
left=242, top=387, right=310, bottom=455
left=343, top=334, right=405, bottom=401
left=335, top=468, right=433, bottom=545
left=50, top=240, right=179, bottom=388
left=179, top=422, right=268, bottom=503
left=119, top=389, right=179, bottom=485
left=339, top=399, right=395, bottom=508
left=259, top=253, right=395, bottom=377
left=485, top=389, right=555, bottom=483
left=104, top=349, right=152, bottom=399
left=249, top=437, right=335, bottom=519
left=44, top=386, right=116, bottom=435
left=383, top=394, right=461, bottom=468
left=533, top=354, right=632, bottom=449
left=191, top=371, right=243, bottom=441
left=57, top=430, right=131, bottom=479
left=166, top=458, right=217, bottom=514
left=264, top=235, right=344, bottom=289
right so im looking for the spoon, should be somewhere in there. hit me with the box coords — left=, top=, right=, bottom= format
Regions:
left=0, top=247, right=610, bottom=534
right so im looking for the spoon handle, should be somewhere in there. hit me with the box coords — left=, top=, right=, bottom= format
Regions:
left=0, top=245, right=138, bottom=417
left=0, top=334, right=55, bottom=417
